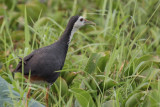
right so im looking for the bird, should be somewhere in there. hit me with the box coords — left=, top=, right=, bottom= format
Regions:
left=13, top=15, right=95, bottom=107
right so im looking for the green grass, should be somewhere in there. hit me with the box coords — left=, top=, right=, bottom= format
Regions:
left=0, top=0, right=160, bottom=107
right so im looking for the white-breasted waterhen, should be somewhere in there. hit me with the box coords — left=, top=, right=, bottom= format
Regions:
left=13, top=15, right=95, bottom=107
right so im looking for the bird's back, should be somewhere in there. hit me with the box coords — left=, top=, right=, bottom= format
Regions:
left=14, top=15, right=85, bottom=84
left=14, top=40, right=68, bottom=83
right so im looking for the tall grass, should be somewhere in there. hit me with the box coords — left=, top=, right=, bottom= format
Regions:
left=0, top=0, right=160, bottom=107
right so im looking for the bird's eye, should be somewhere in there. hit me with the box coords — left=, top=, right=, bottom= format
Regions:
left=80, top=18, right=83, bottom=21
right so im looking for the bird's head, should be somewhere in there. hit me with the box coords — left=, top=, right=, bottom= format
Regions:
left=62, top=16, right=95, bottom=43
left=73, top=16, right=95, bottom=28
left=67, top=16, right=95, bottom=31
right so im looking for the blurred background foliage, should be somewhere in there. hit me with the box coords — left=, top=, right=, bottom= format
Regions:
left=0, top=0, right=160, bottom=107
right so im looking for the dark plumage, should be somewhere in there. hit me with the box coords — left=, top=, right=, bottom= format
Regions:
left=13, top=15, right=95, bottom=107
left=14, top=16, right=80, bottom=83
left=14, top=15, right=95, bottom=85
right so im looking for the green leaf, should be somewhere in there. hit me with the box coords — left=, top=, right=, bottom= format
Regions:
left=140, top=68, right=160, bottom=81
left=85, top=52, right=110, bottom=74
left=34, top=17, right=52, bottom=28
left=85, top=53, right=101, bottom=74
left=125, top=55, right=160, bottom=76
left=70, top=88, right=96, bottom=107
left=136, top=55, right=160, bottom=66
left=102, top=100, right=116, bottom=107
left=9, top=12, right=20, bottom=26
left=96, top=51, right=110, bottom=72
left=100, top=77, right=118, bottom=90
left=136, top=82, right=149, bottom=91
left=125, top=92, right=145, bottom=107
left=53, top=77, right=68, bottom=96
left=143, top=81, right=160, bottom=107
left=64, top=72, right=78, bottom=86
left=69, top=75, right=83, bottom=88
left=17, top=1, right=46, bottom=23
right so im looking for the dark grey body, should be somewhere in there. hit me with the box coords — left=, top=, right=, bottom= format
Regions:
left=14, top=16, right=79, bottom=83
left=15, top=39, right=68, bottom=83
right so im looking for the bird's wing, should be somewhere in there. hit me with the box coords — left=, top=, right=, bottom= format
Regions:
left=24, top=52, right=34, bottom=61
left=14, top=52, right=34, bottom=72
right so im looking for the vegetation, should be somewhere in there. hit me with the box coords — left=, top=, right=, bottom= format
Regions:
left=0, top=0, right=160, bottom=107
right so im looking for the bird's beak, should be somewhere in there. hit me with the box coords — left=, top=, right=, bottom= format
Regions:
left=84, top=19, right=96, bottom=26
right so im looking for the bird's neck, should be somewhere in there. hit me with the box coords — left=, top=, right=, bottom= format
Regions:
left=68, top=27, right=77, bottom=43
left=59, top=27, right=78, bottom=44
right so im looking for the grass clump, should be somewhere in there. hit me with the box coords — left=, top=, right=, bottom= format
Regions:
left=0, top=0, right=160, bottom=107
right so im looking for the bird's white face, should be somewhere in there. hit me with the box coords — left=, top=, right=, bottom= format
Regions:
left=73, top=16, right=86, bottom=29
left=69, top=16, right=95, bottom=43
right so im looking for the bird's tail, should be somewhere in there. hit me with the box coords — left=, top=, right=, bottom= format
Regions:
left=13, top=56, right=23, bottom=72
left=13, top=63, right=21, bottom=73
left=12, top=72, right=15, bottom=78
